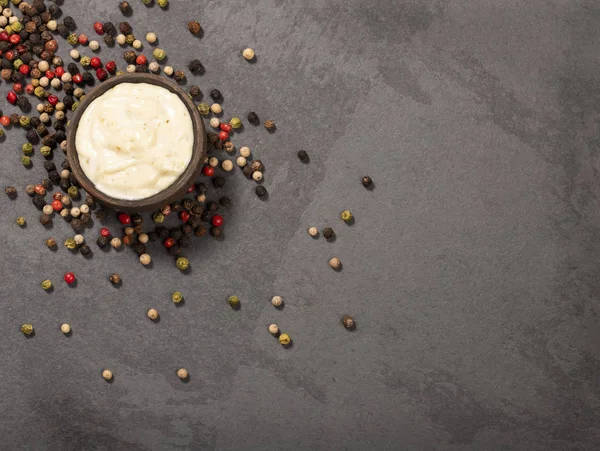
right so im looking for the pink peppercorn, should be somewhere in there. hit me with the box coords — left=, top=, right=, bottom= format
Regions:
left=180, top=211, right=190, bottom=222
left=72, top=73, right=83, bottom=84
left=212, top=215, right=223, bottom=227
left=218, top=131, right=229, bottom=141
left=93, top=22, right=104, bottom=35
left=90, top=57, right=102, bottom=69
left=47, top=95, right=58, bottom=106
left=64, top=272, right=76, bottom=285
left=6, top=91, right=16, bottom=104
left=100, top=227, right=110, bottom=237
left=55, top=67, right=65, bottom=77
left=105, top=61, right=116, bottom=73
left=19, top=65, right=29, bottom=75
left=118, top=213, right=131, bottom=224
left=96, top=68, right=108, bottom=81
left=78, top=34, right=88, bottom=45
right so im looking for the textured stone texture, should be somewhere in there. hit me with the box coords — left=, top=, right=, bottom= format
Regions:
left=0, top=0, right=599, bottom=450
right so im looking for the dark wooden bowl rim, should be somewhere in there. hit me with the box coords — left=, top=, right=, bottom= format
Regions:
left=66, top=73, right=206, bottom=212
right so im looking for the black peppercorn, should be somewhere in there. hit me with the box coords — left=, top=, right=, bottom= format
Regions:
left=109, top=274, right=122, bottom=286
left=250, top=160, right=264, bottom=172
left=212, top=176, right=225, bottom=188
left=119, top=22, right=132, bottom=35
left=63, top=16, right=77, bottom=30
left=189, top=85, right=202, bottom=98
left=63, top=96, right=75, bottom=109
left=297, top=150, right=309, bottom=163
left=181, top=224, right=193, bottom=235
left=67, top=62, right=79, bottom=75
left=131, top=213, right=143, bottom=225
left=26, top=130, right=39, bottom=144
left=191, top=204, right=204, bottom=217
left=119, top=1, right=132, bottom=14
left=210, top=227, right=223, bottom=238
left=41, top=134, right=55, bottom=147
left=36, top=124, right=48, bottom=137
left=247, top=111, right=259, bottom=125
left=48, top=171, right=60, bottom=184
left=5, top=186, right=17, bottom=199
left=242, top=165, right=253, bottom=178
left=155, top=226, right=168, bottom=239
left=59, top=179, right=70, bottom=191
left=48, top=2, right=61, bottom=17
left=41, top=30, right=52, bottom=42
left=30, top=116, right=40, bottom=128
left=188, top=59, right=204, bottom=75
left=169, top=228, right=182, bottom=240
left=95, top=209, right=108, bottom=222
left=323, top=227, right=335, bottom=240
left=70, top=218, right=83, bottom=233
left=342, top=315, right=356, bottom=330
left=170, top=202, right=182, bottom=213
left=104, top=22, right=116, bottom=36
left=16, top=97, right=31, bottom=111
left=219, top=196, right=232, bottom=207
left=147, top=232, right=159, bottom=242
left=135, top=64, right=149, bottom=73
left=32, top=44, right=44, bottom=56
left=41, top=179, right=52, bottom=190
left=61, top=160, right=71, bottom=170
left=123, top=50, right=136, bottom=63
left=361, top=176, right=373, bottom=188
left=10, top=114, right=20, bottom=126
left=133, top=243, right=146, bottom=256
left=26, top=185, right=36, bottom=196
left=195, top=183, right=207, bottom=194
left=255, top=186, right=267, bottom=198
left=79, top=244, right=91, bottom=256
left=85, top=196, right=96, bottom=209
left=200, top=210, right=213, bottom=222
left=182, top=198, right=194, bottom=211
left=1, top=59, right=10, bottom=69
left=39, top=213, right=52, bottom=226
left=21, top=53, right=33, bottom=65
left=32, top=0, right=46, bottom=13
left=82, top=71, right=94, bottom=85
left=209, top=89, right=222, bottom=102
left=57, top=24, right=69, bottom=39
left=97, top=235, right=110, bottom=248
left=173, top=70, right=185, bottom=83
left=206, top=200, right=219, bottom=212
left=80, top=213, right=91, bottom=227
left=104, top=34, right=115, bottom=46
left=53, top=121, right=66, bottom=132
left=32, top=195, right=46, bottom=210
left=63, top=82, right=75, bottom=95
left=180, top=235, right=191, bottom=247
left=195, top=225, right=206, bottom=237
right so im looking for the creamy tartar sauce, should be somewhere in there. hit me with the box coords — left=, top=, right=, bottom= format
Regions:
left=75, top=82, right=194, bottom=200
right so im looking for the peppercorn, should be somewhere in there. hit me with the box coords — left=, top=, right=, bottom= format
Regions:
left=169, top=228, right=182, bottom=240
left=104, top=34, right=115, bottom=46
left=212, top=176, right=225, bottom=189
left=70, top=218, right=84, bottom=233
left=342, top=315, right=355, bottom=330
left=147, top=308, right=159, bottom=321
left=341, top=210, right=353, bottom=223
left=79, top=244, right=91, bottom=256
left=268, top=324, right=279, bottom=336
left=177, top=368, right=188, bottom=380
left=40, top=213, right=52, bottom=225
left=64, top=237, right=77, bottom=249
left=228, top=295, right=240, bottom=309
left=108, top=273, right=122, bottom=287
left=41, top=279, right=52, bottom=290
left=361, top=176, right=373, bottom=188
left=188, top=59, right=204, bottom=75
left=123, top=50, right=135, bottom=63
left=271, top=296, right=283, bottom=307
left=247, top=111, right=259, bottom=125
left=188, top=20, right=201, bottom=35
left=21, top=155, right=32, bottom=167
left=102, top=369, right=113, bottom=381
left=210, top=226, right=222, bottom=238
left=279, top=333, right=291, bottom=346
left=4, top=185, right=17, bottom=199
left=21, top=324, right=33, bottom=335
left=323, top=227, right=334, bottom=240
left=209, top=89, right=222, bottom=102
left=297, top=150, right=309, bottom=163
left=17, top=97, right=31, bottom=112
left=158, top=0, right=168, bottom=8
left=189, top=85, right=202, bottom=98
left=139, top=253, right=152, bottom=265
left=219, top=196, right=231, bottom=208
left=264, top=119, right=276, bottom=131
left=119, top=1, right=132, bottom=14
left=16, top=216, right=26, bottom=227
left=173, top=70, right=185, bottom=83
left=45, top=237, right=56, bottom=249
left=195, top=225, right=206, bottom=237
left=242, top=165, right=253, bottom=178
left=329, top=257, right=342, bottom=270
left=26, top=130, right=38, bottom=143
left=175, top=257, right=189, bottom=271
left=60, top=323, right=71, bottom=335
left=104, top=21, right=116, bottom=36
left=96, top=235, right=109, bottom=248
left=152, top=47, right=166, bottom=61
left=119, top=21, right=132, bottom=35
left=197, top=103, right=210, bottom=116
left=67, top=186, right=78, bottom=198
left=242, top=48, right=255, bottom=61
left=172, top=291, right=183, bottom=304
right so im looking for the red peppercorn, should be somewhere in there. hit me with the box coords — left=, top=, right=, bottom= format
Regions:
left=220, top=123, right=232, bottom=133
left=12, top=83, right=22, bottom=93
left=180, top=211, right=190, bottom=222
left=187, top=185, right=194, bottom=193
left=211, top=215, right=223, bottom=227
left=25, top=84, right=34, bottom=95
left=93, top=22, right=104, bottom=35
left=9, top=34, right=20, bottom=45
left=45, top=70, right=55, bottom=79
left=52, top=192, right=62, bottom=200
left=0, top=32, right=8, bottom=41
left=34, top=185, right=46, bottom=195
left=164, top=237, right=175, bottom=248
left=100, top=227, right=110, bottom=237
left=105, top=61, right=116, bottom=73
left=64, top=272, right=76, bottom=285
left=135, top=55, right=147, bottom=65
left=55, top=66, right=65, bottom=77
left=47, top=95, right=58, bottom=106
left=16, top=44, right=26, bottom=55
left=96, top=68, right=108, bottom=81
left=4, top=50, right=14, bottom=61
left=218, top=131, right=229, bottom=141
left=78, top=34, right=88, bottom=45
left=90, top=57, right=102, bottom=69
left=19, top=64, right=29, bottom=75
left=118, top=213, right=131, bottom=224
left=51, top=200, right=62, bottom=211
left=6, top=91, right=17, bottom=105
left=0, top=116, right=10, bottom=127
left=72, top=73, right=83, bottom=84
left=202, top=165, right=214, bottom=177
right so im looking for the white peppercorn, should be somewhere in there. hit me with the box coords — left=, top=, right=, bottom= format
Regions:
left=89, top=40, right=100, bottom=51
left=60, top=169, right=70, bottom=179
left=329, top=257, right=342, bottom=269
left=252, top=171, right=263, bottom=182
left=51, top=78, right=62, bottom=89
left=271, top=296, right=283, bottom=307
left=60, top=323, right=71, bottom=334
left=149, top=61, right=159, bottom=72
left=38, top=61, right=49, bottom=72
left=308, top=227, right=319, bottom=237
left=36, top=104, right=45, bottom=113
left=102, top=369, right=113, bottom=381
left=177, top=368, right=188, bottom=380
left=210, top=103, right=222, bottom=114
left=74, top=234, right=85, bottom=245
left=47, top=20, right=57, bottom=31
left=70, top=49, right=80, bottom=59
left=145, top=32, right=157, bottom=44
left=2, top=8, right=12, bottom=17
left=222, top=160, right=233, bottom=172
left=110, top=237, right=122, bottom=249
left=0, top=16, right=6, bottom=27
left=61, top=73, right=72, bottom=83
left=132, top=39, right=142, bottom=49
left=147, top=308, right=159, bottom=320
left=61, top=195, right=71, bottom=206
left=242, top=48, right=255, bottom=60
left=39, top=76, right=49, bottom=87
left=56, top=102, right=65, bottom=111
left=138, top=233, right=149, bottom=244
left=70, top=207, right=80, bottom=218
left=196, top=194, right=206, bottom=203
left=164, top=66, right=173, bottom=76
left=239, top=146, right=251, bottom=158
left=126, top=64, right=136, bottom=73
left=268, top=324, right=279, bottom=335
left=42, top=204, right=53, bottom=215
left=140, top=253, right=152, bottom=265
left=209, top=117, right=220, bottom=128
left=209, top=157, right=219, bottom=167
left=236, top=156, right=247, bottom=167
left=79, top=204, right=90, bottom=214
left=116, top=34, right=126, bottom=45
left=54, top=111, right=65, bottom=121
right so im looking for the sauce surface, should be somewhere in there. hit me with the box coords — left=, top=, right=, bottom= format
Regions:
left=76, top=82, right=194, bottom=200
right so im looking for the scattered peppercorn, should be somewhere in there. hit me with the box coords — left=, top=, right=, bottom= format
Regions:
left=21, top=324, right=33, bottom=336
left=158, top=0, right=168, bottom=8
left=60, top=323, right=71, bottom=335
left=188, top=20, right=201, bottom=35
left=4, top=186, right=16, bottom=198
left=46, top=237, right=57, bottom=249
left=308, top=227, right=319, bottom=237
left=297, top=150, right=309, bottom=163
left=228, top=295, right=240, bottom=309
left=139, top=253, right=152, bottom=265
left=16, top=216, right=26, bottom=227
left=361, top=176, right=373, bottom=188
left=173, top=70, right=185, bottom=83
left=268, top=324, right=279, bottom=336
left=176, top=257, right=189, bottom=271
left=177, top=368, right=188, bottom=380
left=189, top=85, right=202, bottom=98
left=102, top=369, right=113, bottom=381
left=147, top=308, right=159, bottom=320
left=41, top=279, right=52, bottom=290
left=329, top=257, right=342, bottom=270
left=172, top=291, right=183, bottom=304
left=279, top=333, right=291, bottom=346
left=119, top=1, right=132, bottom=14
left=255, top=186, right=267, bottom=198
left=271, top=296, right=283, bottom=307
left=264, top=119, right=276, bottom=131
left=341, top=210, right=353, bottom=223
left=109, top=273, right=121, bottom=286
left=323, top=227, right=335, bottom=240
left=342, top=315, right=355, bottom=330
left=242, top=48, right=255, bottom=61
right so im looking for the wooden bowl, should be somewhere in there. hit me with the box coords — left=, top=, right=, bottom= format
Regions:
left=66, top=73, right=206, bottom=212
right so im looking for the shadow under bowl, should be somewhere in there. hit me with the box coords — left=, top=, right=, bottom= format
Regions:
left=66, top=73, right=207, bottom=212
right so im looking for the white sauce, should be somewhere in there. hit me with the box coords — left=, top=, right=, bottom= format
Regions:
left=75, top=82, right=194, bottom=200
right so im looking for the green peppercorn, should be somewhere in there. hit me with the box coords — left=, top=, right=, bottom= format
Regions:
left=158, top=0, right=168, bottom=8
left=64, top=238, right=77, bottom=249
left=13, top=59, right=23, bottom=70
left=228, top=295, right=240, bottom=309
left=21, top=324, right=33, bottom=335
left=67, top=33, right=78, bottom=45
left=0, top=129, right=4, bottom=138
left=341, top=210, right=353, bottom=223
left=230, top=117, right=242, bottom=129
left=279, top=333, right=291, bottom=346
left=152, top=211, right=165, bottom=223
left=21, top=143, right=33, bottom=155
left=176, top=257, right=189, bottom=271
left=125, top=34, right=135, bottom=44
left=34, top=86, right=45, bottom=98
left=40, top=146, right=52, bottom=157
left=41, top=279, right=53, bottom=290
left=22, top=156, right=31, bottom=167
left=67, top=186, right=79, bottom=199
left=153, top=48, right=166, bottom=60
left=197, top=103, right=210, bottom=116
left=16, top=216, right=26, bottom=227
left=11, top=21, right=22, bottom=33
left=80, top=56, right=91, bottom=67
left=172, top=291, right=183, bottom=304
left=72, top=102, right=80, bottom=111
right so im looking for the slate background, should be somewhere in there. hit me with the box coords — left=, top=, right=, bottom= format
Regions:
left=0, top=0, right=599, bottom=450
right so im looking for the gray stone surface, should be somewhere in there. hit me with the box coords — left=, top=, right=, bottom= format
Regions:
left=0, top=0, right=599, bottom=449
